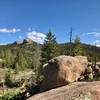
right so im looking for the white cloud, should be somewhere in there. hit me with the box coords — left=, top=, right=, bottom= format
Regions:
left=88, top=32, right=100, bottom=37
left=96, top=45, right=100, bottom=47
left=94, top=40, right=99, bottom=44
left=27, top=31, right=46, bottom=44
left=93, top=40, right=100, bottom=47
left=87, top=32, right=100, bottom=46
left=0, top=28, right=21, bottom=33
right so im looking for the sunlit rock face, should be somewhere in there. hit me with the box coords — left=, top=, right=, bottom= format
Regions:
left=40, top=55, right=87, bottom=91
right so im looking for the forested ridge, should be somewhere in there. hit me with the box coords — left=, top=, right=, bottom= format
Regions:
left=0, top=39, right=100, bottom=71
left=0, top=40, right=41, bottom=71
left=59, top=43, right=100, bottom=62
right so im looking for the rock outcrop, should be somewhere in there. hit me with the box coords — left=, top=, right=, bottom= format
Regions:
left=28, top=81, right=100, bottom=100
left=14, top=38, right=33, bottom=45
left=23, top=38, right=33, bottom=44
left=41, top=55, right=88, bottom=90
left=80, top=64, right=100, bottom=81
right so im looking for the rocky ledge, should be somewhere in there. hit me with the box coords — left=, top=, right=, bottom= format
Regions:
left=27, top=81, right=100, bottom=100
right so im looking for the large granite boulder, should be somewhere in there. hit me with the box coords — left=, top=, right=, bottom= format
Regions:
left=41, top=55, right=88, bottom=90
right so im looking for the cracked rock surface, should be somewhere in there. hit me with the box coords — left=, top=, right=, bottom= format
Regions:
left=27, top=81, right=100, bottom=100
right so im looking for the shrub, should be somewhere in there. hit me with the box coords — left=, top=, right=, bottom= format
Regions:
left=0, top=90, right=23, bottom=100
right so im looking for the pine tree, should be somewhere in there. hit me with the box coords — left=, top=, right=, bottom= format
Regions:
left=41, top=31, right=59, bottom=65
left=73, top=36, right=83, bottom=56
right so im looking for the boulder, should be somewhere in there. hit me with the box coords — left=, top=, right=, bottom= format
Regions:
left=41, top=55, right=88, bottom=90
left=88, top=73, right=93, bottom=80
left=95, top=65, right=100, bottom=72
left=28, top=81, right=100, bottom=100
left=86, top=66, right=93, bottom=74
left=83, top=66, right=93, bottom=80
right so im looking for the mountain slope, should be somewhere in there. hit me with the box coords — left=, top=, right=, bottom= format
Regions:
left=58, top=43, right=100, bottom=62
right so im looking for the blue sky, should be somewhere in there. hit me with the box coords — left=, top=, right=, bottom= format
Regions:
left=0, top=0, right=100, bottom=46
